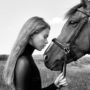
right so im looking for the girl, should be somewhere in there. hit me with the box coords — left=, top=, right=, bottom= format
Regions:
left=3, top=16, right=67, bottom=90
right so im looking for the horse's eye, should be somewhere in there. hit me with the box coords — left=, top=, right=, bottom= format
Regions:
left=69, top=20, right=78, bottom=24
left=70, top=20, right=75, bottom=24
left=69, top=20, right=79, bottom=27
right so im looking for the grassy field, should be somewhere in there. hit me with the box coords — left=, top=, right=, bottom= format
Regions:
left=0, top=54, right=90, bottom=90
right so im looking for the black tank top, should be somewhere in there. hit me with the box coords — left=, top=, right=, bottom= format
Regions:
left=14, top=44, right=41, bottom=90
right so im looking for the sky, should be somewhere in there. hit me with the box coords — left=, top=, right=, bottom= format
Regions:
left=0, top=0, right=80, bottom=55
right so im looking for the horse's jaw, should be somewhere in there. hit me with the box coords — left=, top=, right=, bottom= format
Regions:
left=44, top=58, right=64, bottom=71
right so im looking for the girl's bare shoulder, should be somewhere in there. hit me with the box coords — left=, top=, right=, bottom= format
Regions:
left=16, top=56, right=30, bottom=72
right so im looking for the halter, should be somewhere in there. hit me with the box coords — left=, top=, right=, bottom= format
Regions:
left=52, top=9, right=90, bottom=79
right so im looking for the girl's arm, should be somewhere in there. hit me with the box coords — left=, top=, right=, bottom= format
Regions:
left=14, top=57, right=29, bottom=90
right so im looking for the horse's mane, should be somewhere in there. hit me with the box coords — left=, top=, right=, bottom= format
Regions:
left=65, top=0, right=87, bottom=19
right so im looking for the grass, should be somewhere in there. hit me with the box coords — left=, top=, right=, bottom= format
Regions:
left=0, top=55, right=90, bottom=90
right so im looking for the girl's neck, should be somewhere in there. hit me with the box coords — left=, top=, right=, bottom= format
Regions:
left=22, top=43, right=35, bottom=57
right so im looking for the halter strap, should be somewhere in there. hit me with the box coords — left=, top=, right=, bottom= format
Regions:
left=52, top=38, right=69, bottom=77
left=77, top=8, right=90, bottom=17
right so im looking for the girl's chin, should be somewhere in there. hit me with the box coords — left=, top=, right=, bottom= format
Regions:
left=39, top=48, right=44, bottom=51
left=36, top=46, right=45, bottom=51
left=36, top=48, right=42, bottom=51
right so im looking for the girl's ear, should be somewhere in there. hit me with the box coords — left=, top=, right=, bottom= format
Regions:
left=29, top=38, right=33, bottom=46
left=29, top=35, right=34, bottom=46
left=29, top=34, right=34, bottom=39
left=29, top=36, right=32, bottom=44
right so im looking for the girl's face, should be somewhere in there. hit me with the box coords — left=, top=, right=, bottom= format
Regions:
left=29, top=28, right=50, bottom=51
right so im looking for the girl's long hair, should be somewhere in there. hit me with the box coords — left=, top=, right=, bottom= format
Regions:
left=3, top=16, right=50, bottom=85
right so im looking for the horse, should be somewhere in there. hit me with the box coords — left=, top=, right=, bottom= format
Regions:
left=44, top=0, right=90, bottom=75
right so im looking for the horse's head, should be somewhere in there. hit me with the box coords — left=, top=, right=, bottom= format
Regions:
left=44, top=0, right=90, bottom=71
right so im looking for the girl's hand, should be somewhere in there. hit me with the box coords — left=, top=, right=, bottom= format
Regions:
left=54, top=72, right=68, bottom=88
